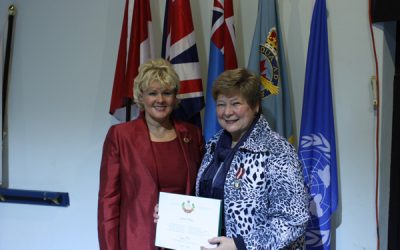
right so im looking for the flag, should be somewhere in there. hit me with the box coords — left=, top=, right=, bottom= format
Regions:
left=247, top=0, right=294, bottom=144
left=109, top=0, right=154, bottom=121
left=298, top=0, right=338, bottom=249
left=161, top=0, right=204, bottom=127
left=203, top=0, right=237, bottom=141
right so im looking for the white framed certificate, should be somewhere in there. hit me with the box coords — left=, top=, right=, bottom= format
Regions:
left=155, top=192, right=222, bottom=250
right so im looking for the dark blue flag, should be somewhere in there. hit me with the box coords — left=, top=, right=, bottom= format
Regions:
left=298, top=0, right=338, bottom=249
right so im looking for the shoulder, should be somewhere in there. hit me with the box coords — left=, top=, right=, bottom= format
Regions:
left=173, top=120, right=203, bottom=141
left=242, top=115, right=296, bottom=156
left=173, top=119, right=201, bottom=134
left=204, top=130, right=223, bottom=151
left=105, top=117, right=147, bottom=140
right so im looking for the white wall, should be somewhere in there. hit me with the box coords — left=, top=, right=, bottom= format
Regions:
left=0, top=0, right=393, bottom=249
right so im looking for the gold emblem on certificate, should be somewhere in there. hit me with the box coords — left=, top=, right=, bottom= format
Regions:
left=181, top=200, right=195, bottom=213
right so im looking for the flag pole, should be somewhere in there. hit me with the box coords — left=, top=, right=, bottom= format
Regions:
left=125, top=97, right=132, bottom=122
left=0, top=5, right=70, bottom=206
left=1, top=5, right=15, bottom=188
left=2, top=5, right=15, bottom=135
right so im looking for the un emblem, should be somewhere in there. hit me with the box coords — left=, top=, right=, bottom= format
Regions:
left=299, top=133, right=333, bottom=247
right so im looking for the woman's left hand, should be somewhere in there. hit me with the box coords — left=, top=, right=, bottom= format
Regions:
left=200, top=236, right=237, bottom=250
left=153, top=204, right=159, bottom=223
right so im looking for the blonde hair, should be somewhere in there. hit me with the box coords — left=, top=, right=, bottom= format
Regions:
left=212, top=68, right=262, bottom=109
left=133, top=58, right=180, bottom=109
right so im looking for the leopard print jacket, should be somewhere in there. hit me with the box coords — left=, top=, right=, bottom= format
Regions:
left=196, top=115, right=310, bottom=250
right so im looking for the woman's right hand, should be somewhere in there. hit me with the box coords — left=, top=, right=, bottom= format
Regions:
left=201, top=236, right=237, bottom=250
left=153, top=204, right=159, bottom=223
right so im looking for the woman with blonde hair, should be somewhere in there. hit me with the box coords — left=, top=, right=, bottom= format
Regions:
left=98, top=58, right=203, bottom=250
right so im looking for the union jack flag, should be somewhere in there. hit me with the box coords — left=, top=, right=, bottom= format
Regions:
left=162, top=0, right=204, bottom=127
left=203, top=0, right=238, bottom=141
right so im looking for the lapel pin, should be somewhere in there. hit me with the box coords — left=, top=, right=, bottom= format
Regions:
left=233, top=167, right=244, bottom=189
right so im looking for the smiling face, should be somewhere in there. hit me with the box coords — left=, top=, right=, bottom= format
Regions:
left=216, top=91, right=259, bottom=142
left=139, top=80, right=177, bottom=125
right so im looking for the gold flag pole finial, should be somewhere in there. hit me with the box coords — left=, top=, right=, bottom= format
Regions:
left=9, top=5, right=16, bottom=16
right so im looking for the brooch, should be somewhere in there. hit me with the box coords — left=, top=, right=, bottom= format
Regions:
left=233, top=167, right=244, bottom=189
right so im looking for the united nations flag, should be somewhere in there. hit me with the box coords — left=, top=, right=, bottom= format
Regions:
left=298, top=0, right=339, bottom=249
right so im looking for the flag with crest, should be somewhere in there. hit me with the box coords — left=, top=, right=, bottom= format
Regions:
left=109, top=0, right=154, bottom=121
left=247, top=0, right=294, bottom=144
left=161, top=0, right=204, bottom=127
left=298, top=0, right=338, bottom=249
left=203, top=0, right=238, bottom=141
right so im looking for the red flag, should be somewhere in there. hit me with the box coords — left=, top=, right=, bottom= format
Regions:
left=110, top=0, right=154, bottom=121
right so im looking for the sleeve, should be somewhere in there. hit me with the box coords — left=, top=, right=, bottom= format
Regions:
left=244, top=145, right=309, bottom=249
left=233, top=236, right=247, bottom=250
left=97, top=126, right=121, bottom=250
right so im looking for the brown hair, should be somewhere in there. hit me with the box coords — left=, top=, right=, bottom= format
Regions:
left=212, top=68, right=261, bottom=109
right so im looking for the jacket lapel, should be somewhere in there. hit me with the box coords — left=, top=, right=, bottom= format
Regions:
left=174, top=121, right=196, bottom=194
left=133, top=114, right=160, bottom=188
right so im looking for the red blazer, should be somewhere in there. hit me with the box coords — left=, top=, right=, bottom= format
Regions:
left=98, top=114, right=204, bottom=250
